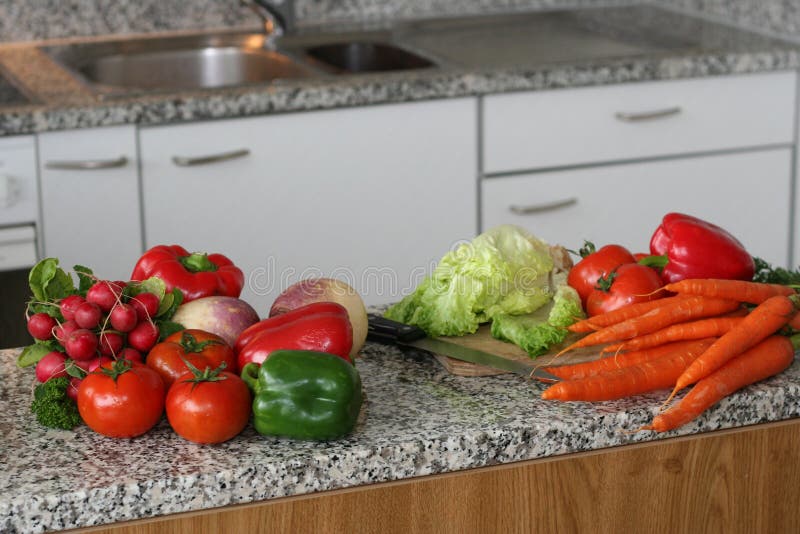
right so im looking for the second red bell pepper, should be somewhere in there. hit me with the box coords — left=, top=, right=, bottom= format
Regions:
left=130, top=245, right=244, bottom=302
left=235, top=302, right=353, bottom=369
left=646, top=212, right=755, bottom=284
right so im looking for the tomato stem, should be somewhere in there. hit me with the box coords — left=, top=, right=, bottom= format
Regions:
left=99, top=359, right=132, bottom=383
left=179, top=331, right=222, bottom=354
left=179, top=356, right=228, bottom=389
left=637, top=255, right=669, bottom=271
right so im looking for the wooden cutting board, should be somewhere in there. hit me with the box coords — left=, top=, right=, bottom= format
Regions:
left=433, top=325, right=602, bottom=376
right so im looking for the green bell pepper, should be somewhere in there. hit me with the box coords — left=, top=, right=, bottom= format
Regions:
left=241, top=350, right=363, bottom=440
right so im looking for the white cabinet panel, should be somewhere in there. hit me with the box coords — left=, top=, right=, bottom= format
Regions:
left=482, top=148, right=791, bottom=267
left=38, top=126, right=142, bottom=280
left=0, top=135, right=38, bottom=227
left=140, top=98, right=477, bottom=311
left=483, top=71, right=796, bottom=173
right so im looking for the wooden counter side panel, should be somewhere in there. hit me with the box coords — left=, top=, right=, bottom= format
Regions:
left=81, top=420, right=800, bottom=534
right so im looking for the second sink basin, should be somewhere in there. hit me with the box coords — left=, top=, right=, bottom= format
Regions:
left=305, top=42, right=435, bottom=73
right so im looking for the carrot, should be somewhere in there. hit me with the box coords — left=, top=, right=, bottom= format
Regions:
left=664, top=294, right=797, bottom=406
left=555, top=296, right=741, bottom=356
left=568, top=295, right=693, bottom=333
left=664, top=278, right=795, bottom=304
left=541, top=346, right=707, bottom=401
left=643, top=335, right=795, bottom=432
left=788, top=311, right=800, bottom=331
left=601, top=316, right=746, bottom=354
left=541, top=338, right=716, bottom=381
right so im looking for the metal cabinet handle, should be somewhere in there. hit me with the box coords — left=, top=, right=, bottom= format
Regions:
left=509, top=198, right=578, bottom=215
left=45, top=156, right=129, bottom=170
left=172, top=149, right=250, bottom=167
left=614, top=107, right=682, bottom=122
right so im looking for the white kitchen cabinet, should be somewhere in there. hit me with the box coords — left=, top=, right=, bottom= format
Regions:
left=483, top=71, right=796, bottom=173
left=482, top=148, right=792, bottom=266
left=38, top=125, right=142, bottom=280
left=139, top=98, right=477, bottom=311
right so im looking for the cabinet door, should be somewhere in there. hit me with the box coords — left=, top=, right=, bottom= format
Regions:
left=140, top=99, right=477, bottom=310
left=482, top=148, right=791, bottom=267
left=38, top=126, right=142, bottom=280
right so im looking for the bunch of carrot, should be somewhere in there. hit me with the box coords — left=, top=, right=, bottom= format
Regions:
left=539, top=279, right=799, bottom=432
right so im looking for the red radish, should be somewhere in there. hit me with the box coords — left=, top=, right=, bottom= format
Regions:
left=119, top=347, right=142, bottom=363
left=66, top=377, right=81, bottom=401
left=109, top=303, right=138, bottom=332
left=35, top=351, right=68, bottom=382
left=99, top=331, right=124, bottom=356
left=54, top=320, right=79, bottom=343
left=128, top=321, right=159, bottom=352
left=130, top=292, right=159, bottom=321
left=59, top=295, right=85, bottom=321
left=87, top=356, right=114, bottom=373
left=74, top=302, right=102, bottom=329
left=111, top=280, right=128, bottom=292
left=27, top=313, right=57, bottom=340
left=270, top=278, right=368, bottom=358
left=65, top=329, right=99, bottom=360
left=86, top=281, right=121, bottom=312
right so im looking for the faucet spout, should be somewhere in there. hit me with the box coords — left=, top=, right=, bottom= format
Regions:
left=240, top=0, right=293, bottom=47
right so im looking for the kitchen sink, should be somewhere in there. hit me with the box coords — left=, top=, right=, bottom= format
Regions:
left=44, top=33, right=319, bottom=92
left=44, top=31, right=440, bottom=94
left=304, top=41, right=435, bottom=73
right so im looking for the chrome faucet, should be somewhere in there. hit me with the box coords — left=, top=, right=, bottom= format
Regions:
left=240, top=0, right=294, bottom=47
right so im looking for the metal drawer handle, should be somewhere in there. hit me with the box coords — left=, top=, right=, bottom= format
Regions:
left=172, top=149, right=250, bottom=167
left=509, top=198, right=578, bottom=215
left=614, top=107, right=682, bottom=122
left=45, top=156, right=129, bottom=170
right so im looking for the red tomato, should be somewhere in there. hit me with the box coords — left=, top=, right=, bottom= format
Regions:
left=77, top=360, right=165, bottom=438
left=166, top=370, right=251, bottom=444
left=567, top=243, right=636, bottom=305
left=147, top=329, right=236, bottom=388
left=585, top=263, right=665, bottom=317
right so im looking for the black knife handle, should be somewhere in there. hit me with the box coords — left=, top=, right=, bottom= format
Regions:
left=367, top=314, right=428, bottom=344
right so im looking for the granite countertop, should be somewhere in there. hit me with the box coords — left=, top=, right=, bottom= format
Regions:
left=1, top=340, right=799, bottom=533
left=0, top=4, right=798, bottom=136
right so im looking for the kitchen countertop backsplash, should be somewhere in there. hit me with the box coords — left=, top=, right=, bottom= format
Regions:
left=4, top=0, right=798, bottom=44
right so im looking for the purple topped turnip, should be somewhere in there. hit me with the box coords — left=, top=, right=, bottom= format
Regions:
left=171, top=296, right=260, bottom=348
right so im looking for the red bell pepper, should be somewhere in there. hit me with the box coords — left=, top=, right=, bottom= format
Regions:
left=646, top=213, right=754, bottom=284
left=234, top=301, right=347, bottom=353
left=236, top=303, right=353, bottom=369
left=130, top=245, right=244, bottom=302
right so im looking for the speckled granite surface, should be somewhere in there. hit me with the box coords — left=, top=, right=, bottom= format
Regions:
left=1, top=342, right=799, bottom=533
left=0, top=5, right=796, bottom=136
left=666, top=0, right=800, bottom=41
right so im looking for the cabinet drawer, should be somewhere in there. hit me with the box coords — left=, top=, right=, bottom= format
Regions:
left=483, top=72, right=796, bottom=174
left=481, top=148, right=791, bottom=267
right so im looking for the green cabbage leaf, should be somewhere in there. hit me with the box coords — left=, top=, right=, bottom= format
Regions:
left=385, top=225, right=556, bottom=337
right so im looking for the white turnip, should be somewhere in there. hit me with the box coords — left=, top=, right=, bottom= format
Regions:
left=171, top=296, right=259, bottom=348
left=270, top=278, right=368, bottom=358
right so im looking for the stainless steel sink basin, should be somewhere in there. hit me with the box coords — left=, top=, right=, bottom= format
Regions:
left=45, top=33, right=318, bottom=92
left=304, top=41, right=435, bottom=73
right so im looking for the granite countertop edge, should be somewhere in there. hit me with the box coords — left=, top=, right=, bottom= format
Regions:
left=0, top=44, right=798, bottom=137
left=2, top=341, right=800, bottom=533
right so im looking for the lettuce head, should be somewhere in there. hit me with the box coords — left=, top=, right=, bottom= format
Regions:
left=385, top=225, right=556, bottom=337
left=490, top=273, right=584, bottom=357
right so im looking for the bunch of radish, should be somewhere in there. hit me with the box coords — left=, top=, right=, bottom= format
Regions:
left=26, top=279, right=167, bottom=399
